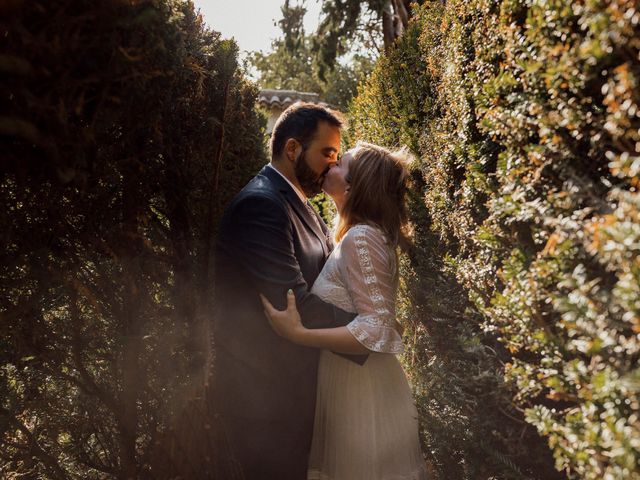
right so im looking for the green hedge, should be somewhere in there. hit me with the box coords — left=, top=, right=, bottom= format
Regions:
left=349, top=1, right=639, bottom=478
left=1, top=1, right=265, bottom=477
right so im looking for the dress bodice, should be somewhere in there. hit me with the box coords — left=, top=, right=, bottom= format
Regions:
left=311, top=238, right=357, bottom=314
left=311, top=224, right=404, bottom=353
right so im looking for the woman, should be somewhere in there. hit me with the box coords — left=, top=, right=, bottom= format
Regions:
left=261, top=142, right=428, bottom=480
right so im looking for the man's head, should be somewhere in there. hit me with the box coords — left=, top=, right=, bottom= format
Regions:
left=270, top=102, right=344, bottom=197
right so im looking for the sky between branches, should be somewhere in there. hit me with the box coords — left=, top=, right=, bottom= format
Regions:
left=192, top=0, right=322, bottom=54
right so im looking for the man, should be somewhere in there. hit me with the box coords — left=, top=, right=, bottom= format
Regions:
left=213, top=102, right=367, bottom=479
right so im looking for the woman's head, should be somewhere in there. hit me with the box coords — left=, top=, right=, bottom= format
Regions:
left=331, top=142, right=413, bottom=247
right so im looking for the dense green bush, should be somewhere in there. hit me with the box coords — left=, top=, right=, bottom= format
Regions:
left=349, top=0, right=639, bottom=478
left=1, top=1, right=265, bottom=477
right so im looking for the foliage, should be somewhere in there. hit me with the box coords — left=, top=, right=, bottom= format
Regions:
left=250, top=3, right=375, bottom=109
left=313, top=0, right=420, bottom=78
left=350, top=6, right=560, bottom=478
left=0, top=0, right=266, bottom=478
left=349, top=0, right=639, bottom=478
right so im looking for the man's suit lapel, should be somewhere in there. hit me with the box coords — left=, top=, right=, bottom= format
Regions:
left=260, top=166, right=331, bottom=254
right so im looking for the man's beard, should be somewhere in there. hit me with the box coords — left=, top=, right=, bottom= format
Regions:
left=295, top=150, right=329, bottom=197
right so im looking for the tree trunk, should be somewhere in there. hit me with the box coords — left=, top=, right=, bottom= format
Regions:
left=382, top=1, right=395, bottom=52
left=119, top=159, right=144, bottom=479
left=393, top=0, right=409, bottom=33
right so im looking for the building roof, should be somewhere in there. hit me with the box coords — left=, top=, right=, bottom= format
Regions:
left=257, top=89, right=330, bottom=109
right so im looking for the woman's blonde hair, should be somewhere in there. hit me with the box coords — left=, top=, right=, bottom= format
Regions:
left=335, top=142, right=413, bottom=248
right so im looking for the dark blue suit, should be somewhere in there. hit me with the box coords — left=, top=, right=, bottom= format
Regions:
left=213, top=165, right=365, bottom=479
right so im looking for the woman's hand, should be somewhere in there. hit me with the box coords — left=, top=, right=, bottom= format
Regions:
left=260, top=289, right=305, bottom=341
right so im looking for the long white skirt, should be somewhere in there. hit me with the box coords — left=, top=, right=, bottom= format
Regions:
left=308, top=350, right=428, bottom=480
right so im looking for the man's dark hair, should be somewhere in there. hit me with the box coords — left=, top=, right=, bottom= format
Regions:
left=270, top=102, right=344, bottom=157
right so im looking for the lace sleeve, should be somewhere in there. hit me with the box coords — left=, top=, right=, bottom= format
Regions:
left=339, top=224, right=403, bottom=353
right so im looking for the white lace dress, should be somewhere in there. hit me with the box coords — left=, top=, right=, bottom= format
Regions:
left=308, top=224, right=428, bottom=480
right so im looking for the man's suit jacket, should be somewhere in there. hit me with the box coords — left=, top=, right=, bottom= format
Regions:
left=212, top=165, right=365, bottom=479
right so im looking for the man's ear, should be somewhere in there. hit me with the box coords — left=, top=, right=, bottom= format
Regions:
left=284, top=138, right=301, bottom=162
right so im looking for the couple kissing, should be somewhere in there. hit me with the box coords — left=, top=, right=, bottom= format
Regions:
left=213, top=102, right=427, bottom=480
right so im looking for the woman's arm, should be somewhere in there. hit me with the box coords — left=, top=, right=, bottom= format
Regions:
left=260, top=290, right=370, bottom=355
left=292, top=326, right=370, bottom=355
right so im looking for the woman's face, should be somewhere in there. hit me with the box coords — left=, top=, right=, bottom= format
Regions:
left=322, top=149, right=354, bottom=201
